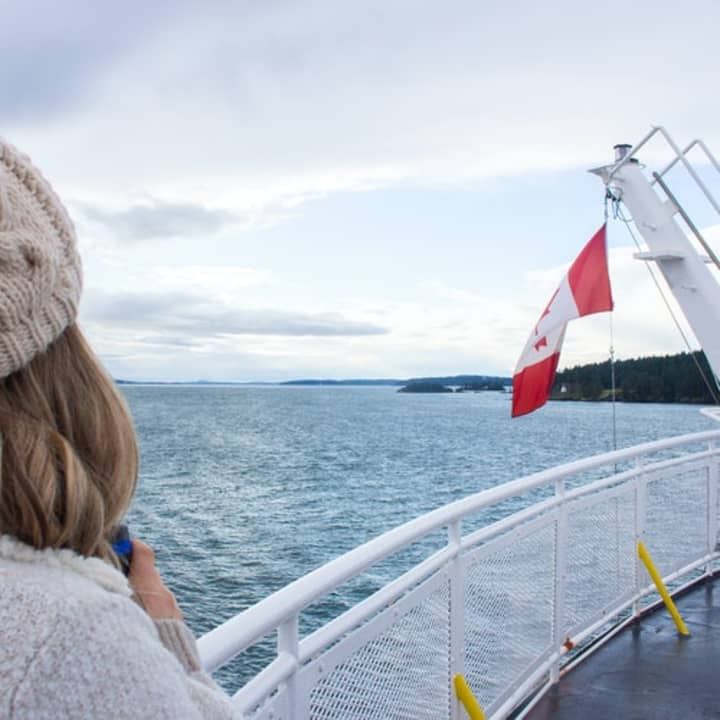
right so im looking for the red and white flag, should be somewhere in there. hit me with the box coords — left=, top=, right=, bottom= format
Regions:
left=511, top=224, right=613, bottom=418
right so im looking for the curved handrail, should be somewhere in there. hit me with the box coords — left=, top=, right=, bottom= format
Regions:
left=197, top=428, right=720, bottom=672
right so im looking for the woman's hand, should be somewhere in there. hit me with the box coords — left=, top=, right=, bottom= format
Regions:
left=128, top=539, right=184, bottom=621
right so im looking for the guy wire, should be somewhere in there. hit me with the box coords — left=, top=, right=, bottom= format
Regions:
left=615, top=206, right=720, bottom=405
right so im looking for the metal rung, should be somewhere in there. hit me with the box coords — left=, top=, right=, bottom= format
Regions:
left=634, top=251, right=712, bottom=265
left=633, top=250, right=713, bottom=265
left=634, top=251, right=685, bottom=262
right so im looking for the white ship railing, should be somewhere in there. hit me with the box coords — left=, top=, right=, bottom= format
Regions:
left=198, top=429, right=720, bottom=719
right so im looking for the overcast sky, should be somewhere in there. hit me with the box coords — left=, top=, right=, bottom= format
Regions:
left=3, top=0, right=720, bottom=381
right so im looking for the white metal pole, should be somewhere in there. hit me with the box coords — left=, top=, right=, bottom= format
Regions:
left=278, top=614, right=300, bottom=719
left=708, top=443, right=719, bottom=577
left=633, top=462, right=647, bottom=619
left=448, top=520, right=465, bottom=720
left=551, top=479, right=568, bottom=684
left=595, top=157, right=720, bottom=381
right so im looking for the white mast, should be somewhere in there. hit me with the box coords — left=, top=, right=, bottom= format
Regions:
left=591, top=128, right=720, bottom=383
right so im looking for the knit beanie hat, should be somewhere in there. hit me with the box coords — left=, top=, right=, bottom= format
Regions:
left=0, top=139, right=82, bottom=379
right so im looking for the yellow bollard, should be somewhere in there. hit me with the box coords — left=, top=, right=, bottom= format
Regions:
left=454, top=674, right=486, bottom=720
left=637, top=541, right=690, bottom=636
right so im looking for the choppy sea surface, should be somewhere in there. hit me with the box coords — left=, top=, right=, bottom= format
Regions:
left=121, top=386, right=713, bottom=690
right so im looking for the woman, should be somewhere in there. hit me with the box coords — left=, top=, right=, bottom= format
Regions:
left=0, top=139, right=235, bottom=718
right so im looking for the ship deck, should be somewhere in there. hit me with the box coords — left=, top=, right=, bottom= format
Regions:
left=526, top=574, right=720, bottom=720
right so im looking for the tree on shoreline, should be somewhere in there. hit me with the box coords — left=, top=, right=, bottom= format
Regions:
left=552, top=351, right=717, bottom=404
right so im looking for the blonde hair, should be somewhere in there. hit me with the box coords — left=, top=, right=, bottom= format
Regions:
left=0, top=324, right=138, bottom=562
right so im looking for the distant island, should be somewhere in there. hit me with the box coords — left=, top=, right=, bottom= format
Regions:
left=398, top=375, right=511, bottom=393
left=281, top=379, right=401, bottom=386
left=552, top=351, right=717, bottom=404
left=398, top=382, right=453, bottom=394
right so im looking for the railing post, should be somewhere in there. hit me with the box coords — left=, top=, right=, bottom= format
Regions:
left=633, top=462, right=647, bottom=618
left=278, top=614, right=300, bottom=719
left=551, top=479, right=567, bottom=684
left=707, top=443, right=719, bottom=576
left=448, top=520, right=465, bottom=720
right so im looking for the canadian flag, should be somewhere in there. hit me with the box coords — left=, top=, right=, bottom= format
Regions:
left=511, top=224, right=613, bottom=418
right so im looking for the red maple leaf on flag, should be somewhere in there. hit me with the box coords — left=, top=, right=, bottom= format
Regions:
left=535, top=287, right=560, bottom=336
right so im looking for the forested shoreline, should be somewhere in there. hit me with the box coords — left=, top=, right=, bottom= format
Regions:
left=553, top=351, right=717, bottom=404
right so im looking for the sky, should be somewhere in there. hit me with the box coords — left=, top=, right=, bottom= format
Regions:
left=3, top=0, right=720, bottom=381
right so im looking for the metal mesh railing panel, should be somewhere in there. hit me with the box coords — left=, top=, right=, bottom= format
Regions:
left=564, top=489, right=636, bottom=633
left=463, top=522, right=555, bottom=710
left=644, top=466, right=708, bottom=577
left=307, top=581, right=451, bottom=720
left=715, top=463, right=720, bottom=551
left=215, top=436, right=720, bottom=720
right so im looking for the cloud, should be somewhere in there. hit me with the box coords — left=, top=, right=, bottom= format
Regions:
left=136, top=335, right=201, bottom=349
left=81, top=199, right=239, bottom=241
left=7, top=0, right=719, bottom=214
left=5, top=2, right=718, bottom=381
left=82, top=289, right=387, bottom=338
left=0, top=2, right=190, bottom=123
left=80, top=234, right=715, bottom=381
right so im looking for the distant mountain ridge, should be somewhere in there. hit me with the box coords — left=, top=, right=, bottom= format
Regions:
left=284, top=374, right=511, bottom=387
left=115, top=353, right=718, bottom=404
left=115, top=374, right=512, bottom=387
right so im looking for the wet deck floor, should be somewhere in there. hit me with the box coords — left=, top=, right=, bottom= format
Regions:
left=526, top=577, right=720, bottom=720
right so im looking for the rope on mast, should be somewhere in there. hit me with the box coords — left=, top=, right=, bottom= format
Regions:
left=605, top=192, right=618, bottom=451
left=609, top=313, right=617, bottom=451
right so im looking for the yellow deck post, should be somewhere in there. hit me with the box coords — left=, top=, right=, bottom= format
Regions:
left=637, top=540, right=690, bottom=636
left=453, top=674, right=486, bottom=720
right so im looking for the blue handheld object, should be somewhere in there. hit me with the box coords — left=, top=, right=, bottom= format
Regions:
left=111, top=525, right=133, bottom=576
left=112, top=538, right=133, bottom=555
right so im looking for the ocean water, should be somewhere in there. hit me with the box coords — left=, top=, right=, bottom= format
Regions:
left=121, top=386, right=713, bottom=689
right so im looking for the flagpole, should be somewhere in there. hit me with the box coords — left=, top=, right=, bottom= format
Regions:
left=605, top=196, right=618, bottom=452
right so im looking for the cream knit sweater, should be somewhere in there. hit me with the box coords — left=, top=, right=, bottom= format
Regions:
left=0, top=535, right=237, bottom=719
